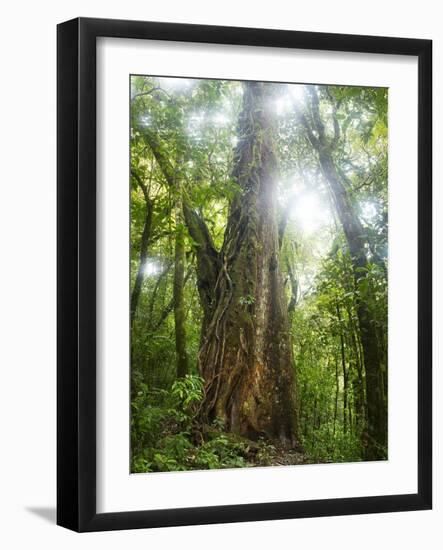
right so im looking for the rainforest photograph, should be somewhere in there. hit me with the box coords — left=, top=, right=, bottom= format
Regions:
left=130, top=75, right=388, bottom=473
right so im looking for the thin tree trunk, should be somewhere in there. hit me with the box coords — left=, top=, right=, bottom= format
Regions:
left=345, top=302, right=367, bottom=431
left=325, top=152, right=386, bottom=458
left=130, top=189, right=154, bottom=327
left=173, top=201, right=189, bottom=378
left=333, top=353, right=339, bottom=437
left=301, top=87, right=387, bottom=459
left=313, top=397, right=318, bottom=430
left=336, top=302, right=348, bottom=435
left=286, top=257, right=299, bottom=318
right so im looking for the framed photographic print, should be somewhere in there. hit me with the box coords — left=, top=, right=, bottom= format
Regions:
left=57, top=17, right=432, bottom=531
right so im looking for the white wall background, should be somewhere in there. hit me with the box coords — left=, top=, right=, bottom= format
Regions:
left=0, top=1, right=440, bottom=547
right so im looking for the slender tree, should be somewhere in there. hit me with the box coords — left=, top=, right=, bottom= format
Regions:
left=299, top=86, right=387, bottom=459
left=130, top=171, right=154, bottom=327
left=173, top=199, right=189, bottom=378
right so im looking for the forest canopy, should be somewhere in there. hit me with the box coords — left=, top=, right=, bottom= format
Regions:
left=130, top=75, right=388, bottom=473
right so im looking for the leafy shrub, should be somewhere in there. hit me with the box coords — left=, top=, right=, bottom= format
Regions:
left=194, top=435, right=247, bottom=469
left=131, top=375, right=257, bottom=472
left=300, top=424, right=362, bottom=464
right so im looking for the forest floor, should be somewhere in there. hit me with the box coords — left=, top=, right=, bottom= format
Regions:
left=267, top=446, right=307, bottom=467
left=236, top=437, right=308, bottom=468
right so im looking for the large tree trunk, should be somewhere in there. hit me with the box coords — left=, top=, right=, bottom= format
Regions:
left=301, top=87, right=387, bottom=459
left=198, top=82, right=298, bottom=447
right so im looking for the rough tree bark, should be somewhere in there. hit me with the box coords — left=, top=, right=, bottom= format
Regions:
left=141, top=87, right=298, bottom=446
left=182, top=202, right=220, bottom=340
left=198, top=82, right=298, bottom=446
left=301, top=86, right=387, bottom=459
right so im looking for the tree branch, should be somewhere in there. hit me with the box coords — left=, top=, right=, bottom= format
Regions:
left=278, top=192, right=297, bottom=248
left=131, top=87, right=160, bottom=101
left=140, top=125, right=220, bottom=321
left=130, top=190, right=154, bottom=327
left=131, top=86, right=172, bottom=102
left=307, top=86, right=325, bottom=143
left=297, top=111, right=320, bottom=150
left=326, top=88, right=341, bottom=146
left=286, top=258, right=299, bottom=314
left=150, top=269, right=193, bottom=332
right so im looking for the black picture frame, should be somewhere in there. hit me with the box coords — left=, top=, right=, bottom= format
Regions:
left=57, top=17, right=432, bottom=532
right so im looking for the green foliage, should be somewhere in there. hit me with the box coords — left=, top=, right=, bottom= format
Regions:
left=291, top=243, right=387, bottom=463
left=239, top=294, right=255, bottom=306
left=131, top=375, right=251, bottom=472
left=130, top=75, right=388, bottom=471
left=300, top=424, right=363, bottom=464
left=194, top=436, right=247, bottom=469
left=170, top=375, right=204, bottom=410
